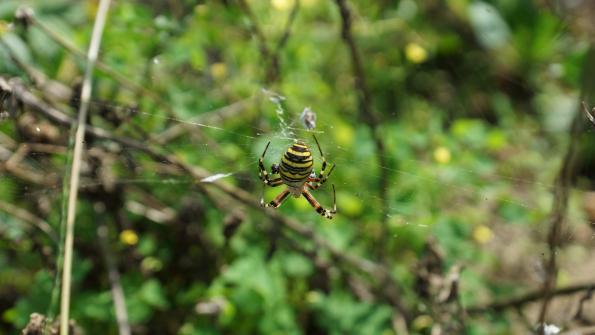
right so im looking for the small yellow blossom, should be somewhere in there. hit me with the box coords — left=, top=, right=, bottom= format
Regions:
left=210, top=62, right=227, bottom=80
left=301, top=0, right=318, bottom=8
left=120, top=229, right=139, bottom=246
left=194, top=4, right=208, bottom=15
left=334, top=122, right=355, bottom=147
left=412, top=315, right=433, bottom=330
left=141, top=256, right=163, bottom=272
left=433, top=146, right=451, bottom=164
left=405, top=42, right=428, bottom=64
left=0, top=21, right=10, bottom=35
left=272, top=0, right=294, bottom=11
left=339, top=193, right=363, bottom=216
left=306, top=291, right=322, bottom=304
left=473, top=225, right=493, bottom=244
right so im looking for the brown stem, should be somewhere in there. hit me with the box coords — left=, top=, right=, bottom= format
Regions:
left=467, top=282, right=595, bottom=314
left=236, top=0, right=277, bottom=83
left=0, top=199, right=58, bottom=242
left=536, top=59, right=586, bottom=331
left=276, top=0, right=301, bottom=53
left=237, top=0, right=300, bottom=84
left=333, top=0, right=390, bottom=259
left=97, top=222, right=131, bottom=335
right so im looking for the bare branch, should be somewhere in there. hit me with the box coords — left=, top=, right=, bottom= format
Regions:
left=276, top=0, right=301, bottom=53
left=97, top=223, right=131, bottom=335
left=237, top=0, right=301, bottom=83
left=2, top=143, right=63, bottom=186
left=0, top=199, right=58, bottom=242
left=332, top=0, right=390, bottom=247
left=537, top=93, right=582, bottom=331
left=467, top=282, right=595, bottom=314
left=559, top=325, right=595, bottom=335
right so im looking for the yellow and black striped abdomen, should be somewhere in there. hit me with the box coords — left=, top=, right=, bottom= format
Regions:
left=280, top=141, right=313, bottom=186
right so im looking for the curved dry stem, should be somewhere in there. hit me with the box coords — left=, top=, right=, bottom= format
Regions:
left=59, top=1, right=113, bottom=334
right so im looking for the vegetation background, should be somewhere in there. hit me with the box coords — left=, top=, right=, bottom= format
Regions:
left=1, top=0, right=595, bottom=334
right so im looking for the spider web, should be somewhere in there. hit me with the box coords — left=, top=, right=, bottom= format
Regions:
left=0, top=0, right=582, bottom=238
left=0, top=84, right=568, bottom=226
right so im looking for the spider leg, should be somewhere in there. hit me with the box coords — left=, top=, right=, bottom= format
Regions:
left=302, top=184, right=336, bottom=219
left=306, top=182, right=322, bottom=191
left=268, top=178, right=283, bottom=187
left=307, top=163, right=335, bottom=190
left=262, top=189, right=291, bottom=208
left=259, top=141, right=276, bottom=185
left=310, top=135, right=336, bottom=189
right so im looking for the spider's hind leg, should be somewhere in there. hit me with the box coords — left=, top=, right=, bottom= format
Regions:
left=302, top=184, right=337, bottom=219
left=262, top=189, right=291, bottom=208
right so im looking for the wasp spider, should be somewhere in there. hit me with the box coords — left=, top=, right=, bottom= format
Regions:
left=259, top=135, right=336, bottom=219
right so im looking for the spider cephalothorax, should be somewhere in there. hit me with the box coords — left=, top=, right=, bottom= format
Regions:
left=259, top=135, right=336, bottom=219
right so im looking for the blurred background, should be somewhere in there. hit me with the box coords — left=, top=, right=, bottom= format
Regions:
left=1, top=0, right=595, bottom=334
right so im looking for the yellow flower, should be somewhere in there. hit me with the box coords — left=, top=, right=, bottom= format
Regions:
left=210, top=62, right=227, bottom=80
left=306, top=291, right=322, bottom=304
left=433, top=146, right=451, bottom=164
left=334, top=122, right=355, bottom=147
left=405, top=42, right=428, bottom=64
left=194, top=4, right=208, bottom=15
left=271, top=0, right=294, bottom=11
left=0, top=21, right=10, bottom=35
left=120, top=229, right=139, bottom=246
left=473, top=225, right=493, bottom=244
left=301, top=0, right=318, bottom=7
left=412, top=315, right=433, bottom=330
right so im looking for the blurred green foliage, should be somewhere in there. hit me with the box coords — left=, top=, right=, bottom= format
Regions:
left=0, top=0, right=593, bottom=334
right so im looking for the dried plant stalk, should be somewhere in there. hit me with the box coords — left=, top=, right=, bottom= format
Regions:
left=59, top=1, right=112, bottom=334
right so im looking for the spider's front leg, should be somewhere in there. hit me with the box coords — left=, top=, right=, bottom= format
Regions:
left=259, top=141, right=282, bottom=186
left=309, top=135, right=336, bottom=190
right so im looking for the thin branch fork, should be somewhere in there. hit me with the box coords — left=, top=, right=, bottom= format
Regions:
left=537, top=97, right=582, bottom=328
left=334, top=0, right=377, bottom=125
left=332, top=0, right=391, bottom=259
left=0, top=199, right=58, bottom=242
left=2, top=145, right=56, bottom=186
left=236, top=0, right=300, bottom=83
left=467, top=282, right=595, bottom=314
left=97, top=222, right=131, bottom=335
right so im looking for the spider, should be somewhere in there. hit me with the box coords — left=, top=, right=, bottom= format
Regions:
left=259, top=135, right=336, bottom=219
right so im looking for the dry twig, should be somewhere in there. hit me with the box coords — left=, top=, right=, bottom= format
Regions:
left=237, top=0, right=301, bottom=83
left=97, top=223, right=131, bottom=335
left=467, top=282, right=595, bottom=314
left=537, top=94, right=582, bottom=331
left=59, top=0, right=112, bottom=334
left=332, top=0, right=391, bottom=247
left=0, top=199, right=57, bottom=242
